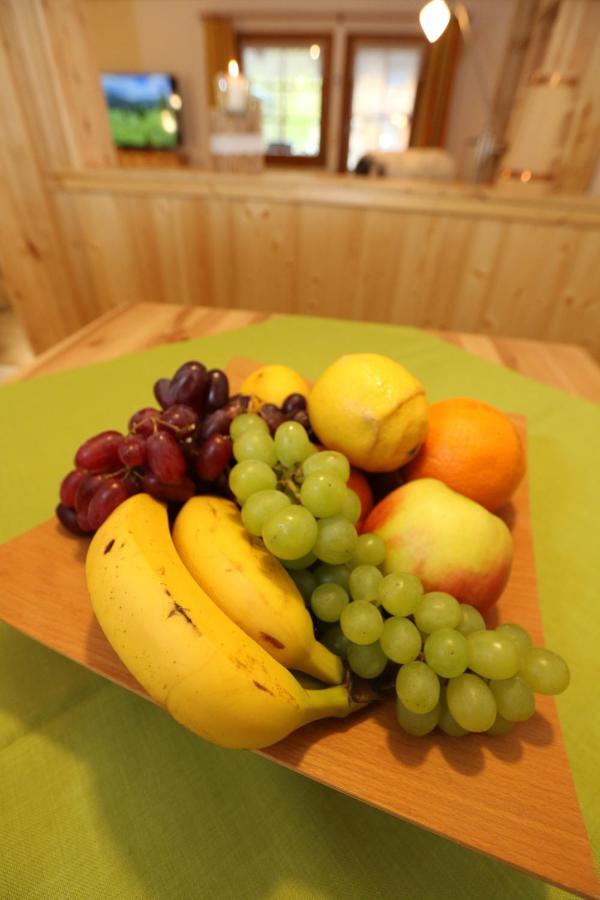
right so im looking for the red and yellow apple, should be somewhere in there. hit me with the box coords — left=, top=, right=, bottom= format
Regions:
left=363, top=478, right=513, bottom=611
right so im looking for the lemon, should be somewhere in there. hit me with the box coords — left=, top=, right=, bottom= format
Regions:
left=308, top=353, right=428, bottom=472
left=241, top=364, right=309, bottom=407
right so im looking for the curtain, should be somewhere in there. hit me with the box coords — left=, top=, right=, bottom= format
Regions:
left=203, top=16, right=236, bottom=106
left=410, top=16, right=462, bottom=147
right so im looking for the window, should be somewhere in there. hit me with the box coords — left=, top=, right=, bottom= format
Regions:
left=238, top=35, right=330, bottom=165
left=340, top=37, right=425, bottom=172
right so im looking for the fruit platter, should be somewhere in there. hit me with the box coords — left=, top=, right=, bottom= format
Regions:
left=0, top=351, right=597, bottom=898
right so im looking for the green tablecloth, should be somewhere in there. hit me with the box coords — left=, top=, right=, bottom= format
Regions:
left=1, top=316, right=598, bottom=899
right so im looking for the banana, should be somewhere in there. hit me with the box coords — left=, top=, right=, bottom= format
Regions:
left=86, top=493, right=357, bottom=750
left=172, top=496, right=343, bottom=684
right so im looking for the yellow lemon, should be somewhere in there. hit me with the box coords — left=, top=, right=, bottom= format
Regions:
left=308, top=353, right=428, bottom=472
left=241, top=364, right=309, bottom=407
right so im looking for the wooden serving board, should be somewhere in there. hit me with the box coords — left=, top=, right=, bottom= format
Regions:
left=0, top=357, right=597, bottom=899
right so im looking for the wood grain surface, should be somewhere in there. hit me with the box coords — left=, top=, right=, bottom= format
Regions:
left=0, top=350, right=598, bottom=897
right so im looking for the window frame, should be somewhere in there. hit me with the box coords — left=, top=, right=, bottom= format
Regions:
left=338, top=33, right=428, bottom=173
left=236, top=32, right=332, bottom=167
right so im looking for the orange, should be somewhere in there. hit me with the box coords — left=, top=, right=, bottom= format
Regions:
left=404, top=398, right=525, bottom=512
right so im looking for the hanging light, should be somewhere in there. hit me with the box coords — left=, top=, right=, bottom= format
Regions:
left=419, top=0, right=452, bottom=43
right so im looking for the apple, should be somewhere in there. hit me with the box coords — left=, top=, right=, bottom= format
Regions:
left=362, top=478, right=513, bottom=611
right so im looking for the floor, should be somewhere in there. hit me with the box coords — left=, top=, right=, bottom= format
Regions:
left=0, top=306, right=35, bottom=381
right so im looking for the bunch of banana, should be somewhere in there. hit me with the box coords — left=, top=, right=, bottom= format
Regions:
left=172, top=496, right=343, bottom=684
left=86, top=493, right=360, bottom=750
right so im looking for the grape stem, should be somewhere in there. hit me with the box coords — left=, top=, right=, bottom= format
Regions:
left=275, top=462, right=304, bottom=503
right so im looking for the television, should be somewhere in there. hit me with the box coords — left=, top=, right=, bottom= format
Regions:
left=101, top=72, right=182, bottom=150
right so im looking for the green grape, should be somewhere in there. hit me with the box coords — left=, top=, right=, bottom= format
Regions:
left=233, top=429, right=278, bottom=466
left=348, top=565, right=383, bottom=603
left=396, top=661, right=440, bottom=715
left=282, top=551, right=317, bottom=570
left=241, top=489, right=291, bottom=536
left=313, top=563, right=350, bottom=591
left=486, top=714, right=515, bottom=736
left=288, top=568, right=317, bottom=604
left=347, top=642, right=388, bottom=679
left=379, top=616, right=422, bottom=664
left=313, top=516, right=358, bottom=565
left=446, top=673, right=497, bottom=732
left=340, top=600, right=384, bottom=645
left=302, top=450, right=350, bottom=483
left=496, top=623, right=533, bottom=667
left=396, top=696, right=441, bottom=736
left=320, top=623, right=351, bottom=660
left=456, top=603, right=486, bottom=636
left=274, top=421, right=311, bottom=467
left=414, top=591, right=461, bottom=634
left=519, top=648, right=570, bottom=695
left=300, top=473, right=347, bottom=518
left=229, top=460, right=276, bottom=503
left=310, top=583, right=350, bottom=623
left=424, top=628, right=468, bottom=678
left=351, top=533, right=386, bottom=567
left=378, top=572, right=423, bottom=617
left=438, top=692, right=468, bottom=737
left=229, top=413, right=268, bottom=440
left=466, top=630, right=519, bottom=680
left=489, top=675, right=535, bottom=722
left=340, top=489, right=361, bottom=524
left=262, top=506, right=318, bottom=561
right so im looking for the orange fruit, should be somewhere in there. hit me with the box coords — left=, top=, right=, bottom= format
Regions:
left=347, top=468, right=373, bottom=529
left=404, top=398, right=525, bottom=512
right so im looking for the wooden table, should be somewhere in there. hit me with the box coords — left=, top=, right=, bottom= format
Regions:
left=15, top=302, right=600, bottom=402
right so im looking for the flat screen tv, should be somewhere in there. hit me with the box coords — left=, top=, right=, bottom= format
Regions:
left=101, top=72, right=182, bottom=150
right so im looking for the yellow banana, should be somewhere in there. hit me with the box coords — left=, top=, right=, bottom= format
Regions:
left=172, top=496, right=343, bottom=685
left=86, top=493, right=357, bottom=750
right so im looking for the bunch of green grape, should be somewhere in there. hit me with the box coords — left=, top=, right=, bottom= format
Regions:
left=228, top=414, right=362, bottom=564
left=228, top=414, right=570, bottom=738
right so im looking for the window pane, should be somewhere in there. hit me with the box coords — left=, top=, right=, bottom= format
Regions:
left=346, top=44, right=422, bottom=171
left=241, top=43, right=324, bottom=158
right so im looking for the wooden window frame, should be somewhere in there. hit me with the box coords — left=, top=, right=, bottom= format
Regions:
left=236, top=33, right=332, bottom=167
left=338, top=33, right=428, bottom=173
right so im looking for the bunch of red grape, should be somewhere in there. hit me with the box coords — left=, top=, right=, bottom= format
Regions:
left=56, top=360, right=314, bottom=536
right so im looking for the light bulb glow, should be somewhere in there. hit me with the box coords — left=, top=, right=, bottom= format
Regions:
left=309, top=44, right=320, bottom=60
left=228, top=59, right=239, bottom=77
left=419, top=0, right=451, bottom=43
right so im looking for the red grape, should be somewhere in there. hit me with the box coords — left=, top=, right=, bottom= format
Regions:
left=129, top=407, right=161, bottom=437
left=153, top=378, right=174, bottom=410
left=146, top=431, right=187, bottom=484
left=60, top=469, right=85, bottom=508
left=160, top=404, right=198, bottom=434
left=56, top=503, right=86, bottom=535
left=205, top=369, right=229, bottom=412
left=195, top=434, right=232, bottom=481
left=170, top=362, right=208, bottom=409
left=118, top=434, right=147, bottom=467
left=259, top=404, right=285, bottom=435
left=75, top=431, right=123, bottom=473
left=75, top=473, right=106, bottom=515
left=198, top=407, right=233, bottom=441
left=87, top=477, right=132, bottom=530
left=282, top=393, right=307, bottom=414
left=141, top=472, right=196, bottom=502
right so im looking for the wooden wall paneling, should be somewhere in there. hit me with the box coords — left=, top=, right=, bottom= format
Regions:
left=386, top=214, right=436, bottom=326
left=51, top=191, right=105, bottom=323
left=350, top=209, right=403, bottom=324
left=546, top=230, right=600, bottom=352
left=296, top=205, right=366, bottom=318
left=38, top=0, right=116, bottom=168
left=419, top=217, right=479, bottom=331
left=175, top=198, right=214, bottom=308
left=118, top=196, right=166, bottom=305
left=0, top=22, right=82, bottom=351
left=449, top=220, right=508, bottom=333
left=148, top=197, right=192, bottom=306
left=229, top=201, right=297, bottom=314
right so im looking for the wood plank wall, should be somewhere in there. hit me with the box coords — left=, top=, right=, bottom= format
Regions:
left=48, top=171, right=600, bottom=358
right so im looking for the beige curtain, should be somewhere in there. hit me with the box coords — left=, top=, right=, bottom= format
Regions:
left=203, top=16, right=236, bottom=106
left=411, top=17, right=461, bottom=147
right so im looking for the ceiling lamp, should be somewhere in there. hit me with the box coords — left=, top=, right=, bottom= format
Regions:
left=419, top=0, right=452, bottom=43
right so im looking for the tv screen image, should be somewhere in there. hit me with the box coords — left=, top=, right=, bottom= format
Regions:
left=101, top=73, right=181, bottom=149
